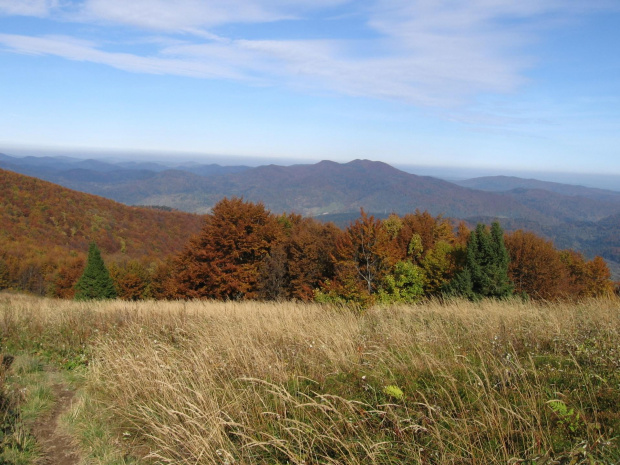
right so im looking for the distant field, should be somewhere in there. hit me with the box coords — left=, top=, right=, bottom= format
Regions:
left=1, top=294, right=619, bottom=464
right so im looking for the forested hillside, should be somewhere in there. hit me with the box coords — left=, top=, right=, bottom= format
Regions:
left=0, top=169, right=203, bottom=296
left=1, top=169, right=615, bottom=301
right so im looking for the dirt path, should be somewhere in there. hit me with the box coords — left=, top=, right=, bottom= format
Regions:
left=32, top=381, right=81, bottom=465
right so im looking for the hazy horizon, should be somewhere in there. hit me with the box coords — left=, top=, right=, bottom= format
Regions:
left=2, top=145, right=619, bottom=192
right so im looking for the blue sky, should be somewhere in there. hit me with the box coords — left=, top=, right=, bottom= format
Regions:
left=1, top=0, right=619, bottom=176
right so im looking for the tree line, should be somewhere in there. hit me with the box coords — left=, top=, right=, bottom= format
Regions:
left=64, top=197, right=616, bottom=304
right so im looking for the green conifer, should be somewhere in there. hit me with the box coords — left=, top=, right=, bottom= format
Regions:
left=74, top=243, right=117, bottom=300
left=488, top=221, right=513, bottom=297
left=442, top=268, right=475, bottom=300
left=443, top=222, right=513, bottom=300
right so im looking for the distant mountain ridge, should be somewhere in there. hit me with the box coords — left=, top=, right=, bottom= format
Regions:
left=1, top=153, right=619, bottom=277
left=456, top=175, right=620, bottom=202
left=3, top=152, right=618, bottom=218
left=0, top=152, right=250, bottom=188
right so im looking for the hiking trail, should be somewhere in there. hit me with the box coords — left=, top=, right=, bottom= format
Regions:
left=31, top=378, right=81, bottom=465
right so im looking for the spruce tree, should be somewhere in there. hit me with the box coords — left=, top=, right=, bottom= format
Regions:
left=443, top=222, right=513, bottom=300
left=74, top=243, right=117, bottom=300
left=488, top=221, right=513, bottom=296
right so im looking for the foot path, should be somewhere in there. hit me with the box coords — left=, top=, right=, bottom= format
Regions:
left=31, top=380, right=81, bottom=465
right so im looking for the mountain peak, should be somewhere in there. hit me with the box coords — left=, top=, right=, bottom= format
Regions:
left=347, top=159, right=389, bottom=166
left=345, top=159, right=405, bottom=175
left=315, top=160, right=340, bottom=167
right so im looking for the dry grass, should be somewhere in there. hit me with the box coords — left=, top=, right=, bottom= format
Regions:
left=1, top=292, right=620, bottom=464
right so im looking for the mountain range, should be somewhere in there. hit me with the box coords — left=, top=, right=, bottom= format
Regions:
left=1, top=153, right=618, bottom=277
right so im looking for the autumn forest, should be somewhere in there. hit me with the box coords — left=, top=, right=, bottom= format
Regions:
left=0, top=169, right=615, bottom=303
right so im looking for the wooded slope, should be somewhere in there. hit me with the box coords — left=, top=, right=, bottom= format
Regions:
left=0, top=169, right=203, bottom=294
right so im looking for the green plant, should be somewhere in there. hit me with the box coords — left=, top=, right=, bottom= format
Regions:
left=547, top=399, right=584, bottom=434
left=382, top=385, right=404, bottom=400
left=444, top=222, right=513, bottom=300
left=74, top=243, right=117, bottom=300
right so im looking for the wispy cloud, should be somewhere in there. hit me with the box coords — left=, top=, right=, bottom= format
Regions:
left=0, top=0, right=617, bottom=108
left=0, top=33, right=246, bottom=79
left=0, top=0, right=59, bottom=17
left=77, top=0, right=351, bottom=30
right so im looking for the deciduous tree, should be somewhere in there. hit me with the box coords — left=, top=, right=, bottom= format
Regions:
left=329, top=210, right=397, bottom=299
left=395, top=210, right=455, bottom=261
left=51, top=256, right=85, bottom=299
left=172, top=198, right=282, bottom=300
left=505, top=230, right=568, bottom=300
left=584, top=256, right=614, bottom=298
left=420, top=241, right=458, bottom=295
left=109, top=260, right=150, bottom=301
left=378, top=261, right=426, bottom=304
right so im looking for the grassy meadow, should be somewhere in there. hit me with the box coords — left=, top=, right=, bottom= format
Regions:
left=1, top=293, right=619, bottom=464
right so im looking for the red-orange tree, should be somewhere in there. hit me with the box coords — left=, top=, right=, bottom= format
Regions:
left=109, top=260, right=151, bottom=301
left=505, top=230, right=569, bottom=300
left=584, top=256, right=615, bottom=297
left=394, top=210, right=455, bottom=262
left=171, top=198, right=282, bottom=299
left=285, top=216, right=340, bottom=300
left=325, top=210, right=398, bottom=302
left=258, top=215, right=340, bottom=300
left=558, top=250, right=614, bottom=298
left=505, top=230, right=614, bottom=300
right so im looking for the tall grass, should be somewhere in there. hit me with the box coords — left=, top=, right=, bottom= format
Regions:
left=1, top=293, right=619, bottom=464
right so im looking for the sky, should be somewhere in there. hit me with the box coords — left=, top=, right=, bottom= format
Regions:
left=1, top=0, right=619, bottom=178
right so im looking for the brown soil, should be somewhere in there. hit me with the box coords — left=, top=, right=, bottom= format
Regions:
left=32, top=382, right=81, bottom=465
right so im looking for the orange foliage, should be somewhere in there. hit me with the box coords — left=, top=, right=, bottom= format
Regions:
left=0, top=169, right=203, bottom=295
left=506, top=230, right=615, bottom=300
left=109, top=260, right=151, bottom=301
left=394, top=210, right=456, bottom=261
left=147, top=259, right=176, bottom=300
left=328, top=210, right=398, bottom=300
left=583, top=255, right=615, bottom=297
left=283, top=217, right=340, bottom=300
left=51, top=256, right=86, bottom=299
left=171, top=198, right=283, bottom=300
left=505, top=230, right=569, bottom=300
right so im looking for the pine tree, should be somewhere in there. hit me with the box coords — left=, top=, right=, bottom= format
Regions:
left=74, top=243, right=117, bottom=300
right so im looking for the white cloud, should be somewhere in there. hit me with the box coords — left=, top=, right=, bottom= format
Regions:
left=0, top=0, right=58, bottom=17
left=0, top=0, right=617, bottom=108
left=0, top=33, right=245, bottom=79
left=78, top=0, right=350, bottom=30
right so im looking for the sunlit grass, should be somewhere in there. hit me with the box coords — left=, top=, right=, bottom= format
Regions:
left=0, top=353, right=52, bottom=464
left=1, top=292, right=619, bottom=464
